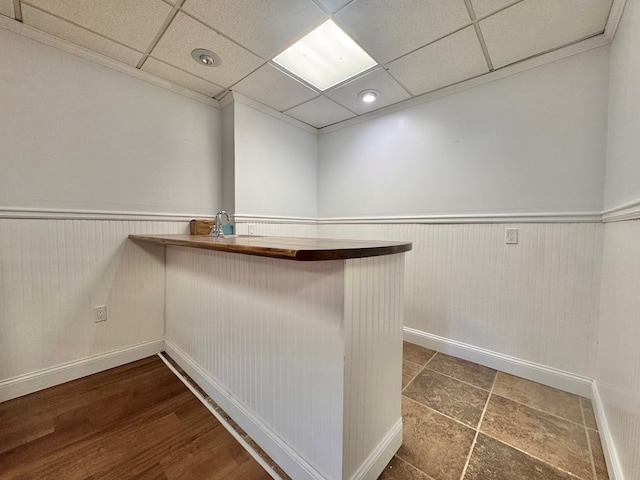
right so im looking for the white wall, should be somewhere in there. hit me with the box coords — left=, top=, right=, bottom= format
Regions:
left=604, top=0, right=640, bottom=211
left=0, top=26, right=222, bottom=397
left=0, top=27, right=222, bottom=216
left=221, top=103, right=235, bottom=214
left=233, top=100, right=318, bottom=218
left=318, top=46, right=609, bottom=218
left=597, top=1, right=640, bottom=479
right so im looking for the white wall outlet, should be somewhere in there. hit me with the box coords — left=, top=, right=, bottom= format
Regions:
left=505, top=228, right=518, bottom=245
left=94, top=305, right=107, bottom=322
left=248, top=223, right=255, bottom=235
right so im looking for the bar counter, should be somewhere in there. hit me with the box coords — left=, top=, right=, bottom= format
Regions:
left=129, top=233, right=412, bottom=261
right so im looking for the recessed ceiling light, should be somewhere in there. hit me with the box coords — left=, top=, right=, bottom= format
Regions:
left=191, top=48, right=221, bottom=67
left=273, top=20, right=377, bottom=91
left=359, top=89, right=379, bottom=103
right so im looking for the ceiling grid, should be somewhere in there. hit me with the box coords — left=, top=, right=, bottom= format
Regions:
left=1, top=0, right=616, bottom=129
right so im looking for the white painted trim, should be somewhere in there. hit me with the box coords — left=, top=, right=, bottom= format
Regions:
left=0, top=207, right=213, bottom=221
left=164, top=340, right=326, bottom=480
left=591, top=382, right=625, bottom=480
left=604, top=0, right=628, bottom=42
left=229, top=92, right=318, bottom=134
left=234, top=214, right=318, bottom=224
left=319, top=212, right=603, bottom=224
left=0, top=16, right=219, bottom=109
left=602, top=198, right=640, bottom=222
left=157, top=353, right=282, bottom=480
left=348, top=419, right=402, bottom=480
left=318, top=35, right=610, bottom=135
left=403, top=328, right=593, bottom=397
left=0, top=339, right=164, bottom=402
left=1, top=209, right=609, bottom=224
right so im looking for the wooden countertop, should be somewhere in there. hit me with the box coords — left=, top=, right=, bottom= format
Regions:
left=129, top=234, right=412, bottom=261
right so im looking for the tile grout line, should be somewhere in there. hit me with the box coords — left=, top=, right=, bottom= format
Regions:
left=580, top=399, right=599, bottom=480
left=422, top=365, right=494, bottom=392
left=490, top=390, right=589, bottom=430
left=401, top=351, right=436, bottom=393
left=391, top=456, right=438, bottom=480
left=479, top=431, right=585, bottom=480
left=406, top=351, right=496, bottom=392
left=458, top=371, right=498, bottom=480
left=401, top=364, right=424, bottom=393
left=401, top=394, right=478, bottom=432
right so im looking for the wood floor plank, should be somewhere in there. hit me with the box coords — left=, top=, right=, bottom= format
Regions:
left=0, top=356, right=272, bottom=480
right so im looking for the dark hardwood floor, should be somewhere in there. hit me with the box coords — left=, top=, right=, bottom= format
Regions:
left=0, top=356, right=272, bottom=480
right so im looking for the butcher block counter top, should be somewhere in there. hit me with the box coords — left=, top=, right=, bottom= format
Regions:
left=129, top=234, right=412, bottom=261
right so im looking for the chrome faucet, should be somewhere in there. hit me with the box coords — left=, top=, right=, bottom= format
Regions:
left=210, top=211, right=230, bottom=237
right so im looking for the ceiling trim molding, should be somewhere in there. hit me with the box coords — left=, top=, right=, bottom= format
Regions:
left=318, top=34, right=610, bottom=135
left=0, top=16, right=220, bottom=109
left=228, top=92, right=318, bottom=134
left=0, top=207, right=213, bottom=222
left=604, top=0, right=628, bottom=42
left=602, top=198, right=640, bottom=223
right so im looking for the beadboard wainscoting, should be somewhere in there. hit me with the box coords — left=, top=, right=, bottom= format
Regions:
left=0, top=218, right=188, bottom=401
left=237, top=220, right=603, bottom=395
left=321, top=223, right=602, bottom=383
left=164, top=246, right=405, bottom=480
left=595, top=219, right=640, bottom=480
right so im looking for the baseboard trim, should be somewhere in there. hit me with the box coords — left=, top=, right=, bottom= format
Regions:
left=349, top=419, right=402, bottom=480
left=164, top=340, right=326, bottom=480
left=0, top=339, right=164, bottom=402
left=404, top=328, right=593, bottom=397
left=591, top=383, right=625, bottom=480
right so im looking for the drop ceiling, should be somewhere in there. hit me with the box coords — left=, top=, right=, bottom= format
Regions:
left=1, top=0, right=615, bottom=129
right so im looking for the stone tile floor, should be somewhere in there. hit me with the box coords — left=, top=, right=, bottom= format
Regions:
left=379, top=342, right=609, bottom=480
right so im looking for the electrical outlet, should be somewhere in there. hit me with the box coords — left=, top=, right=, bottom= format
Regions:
left=248, top=223, right=255, bottom=235
left=94, top=305, right=107, bottom=322
left=505, top=228, right=518, bottom=245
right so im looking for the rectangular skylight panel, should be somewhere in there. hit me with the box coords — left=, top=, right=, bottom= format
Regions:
left=273, top=20, right=377, bottom=91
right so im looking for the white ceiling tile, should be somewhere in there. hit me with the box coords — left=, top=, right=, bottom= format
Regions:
left=0, top=0, right=14, bottom=18
left=141, top=57, right=225, bottom=97
left=182, top=0, right=326, bottom=59
left=150, top=12, right=264, bottom=88
left=232, top=64, right=318, bottom=112
left=480, top=0, right=613, bottom=68
left=313, top=0, right=353, bottom=14
left=24, top=0, right=172, bottom=51
left=470, top=0, right=518, bottom=18
left=387, top=26, right=489, bottom=96
left=335, top=0, right=471, bottom=64
left=326, top=68, right=411, bottom=115
left=22, top=5, right=143, bottom=66
left=285, top=96, right=355, bottom=128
